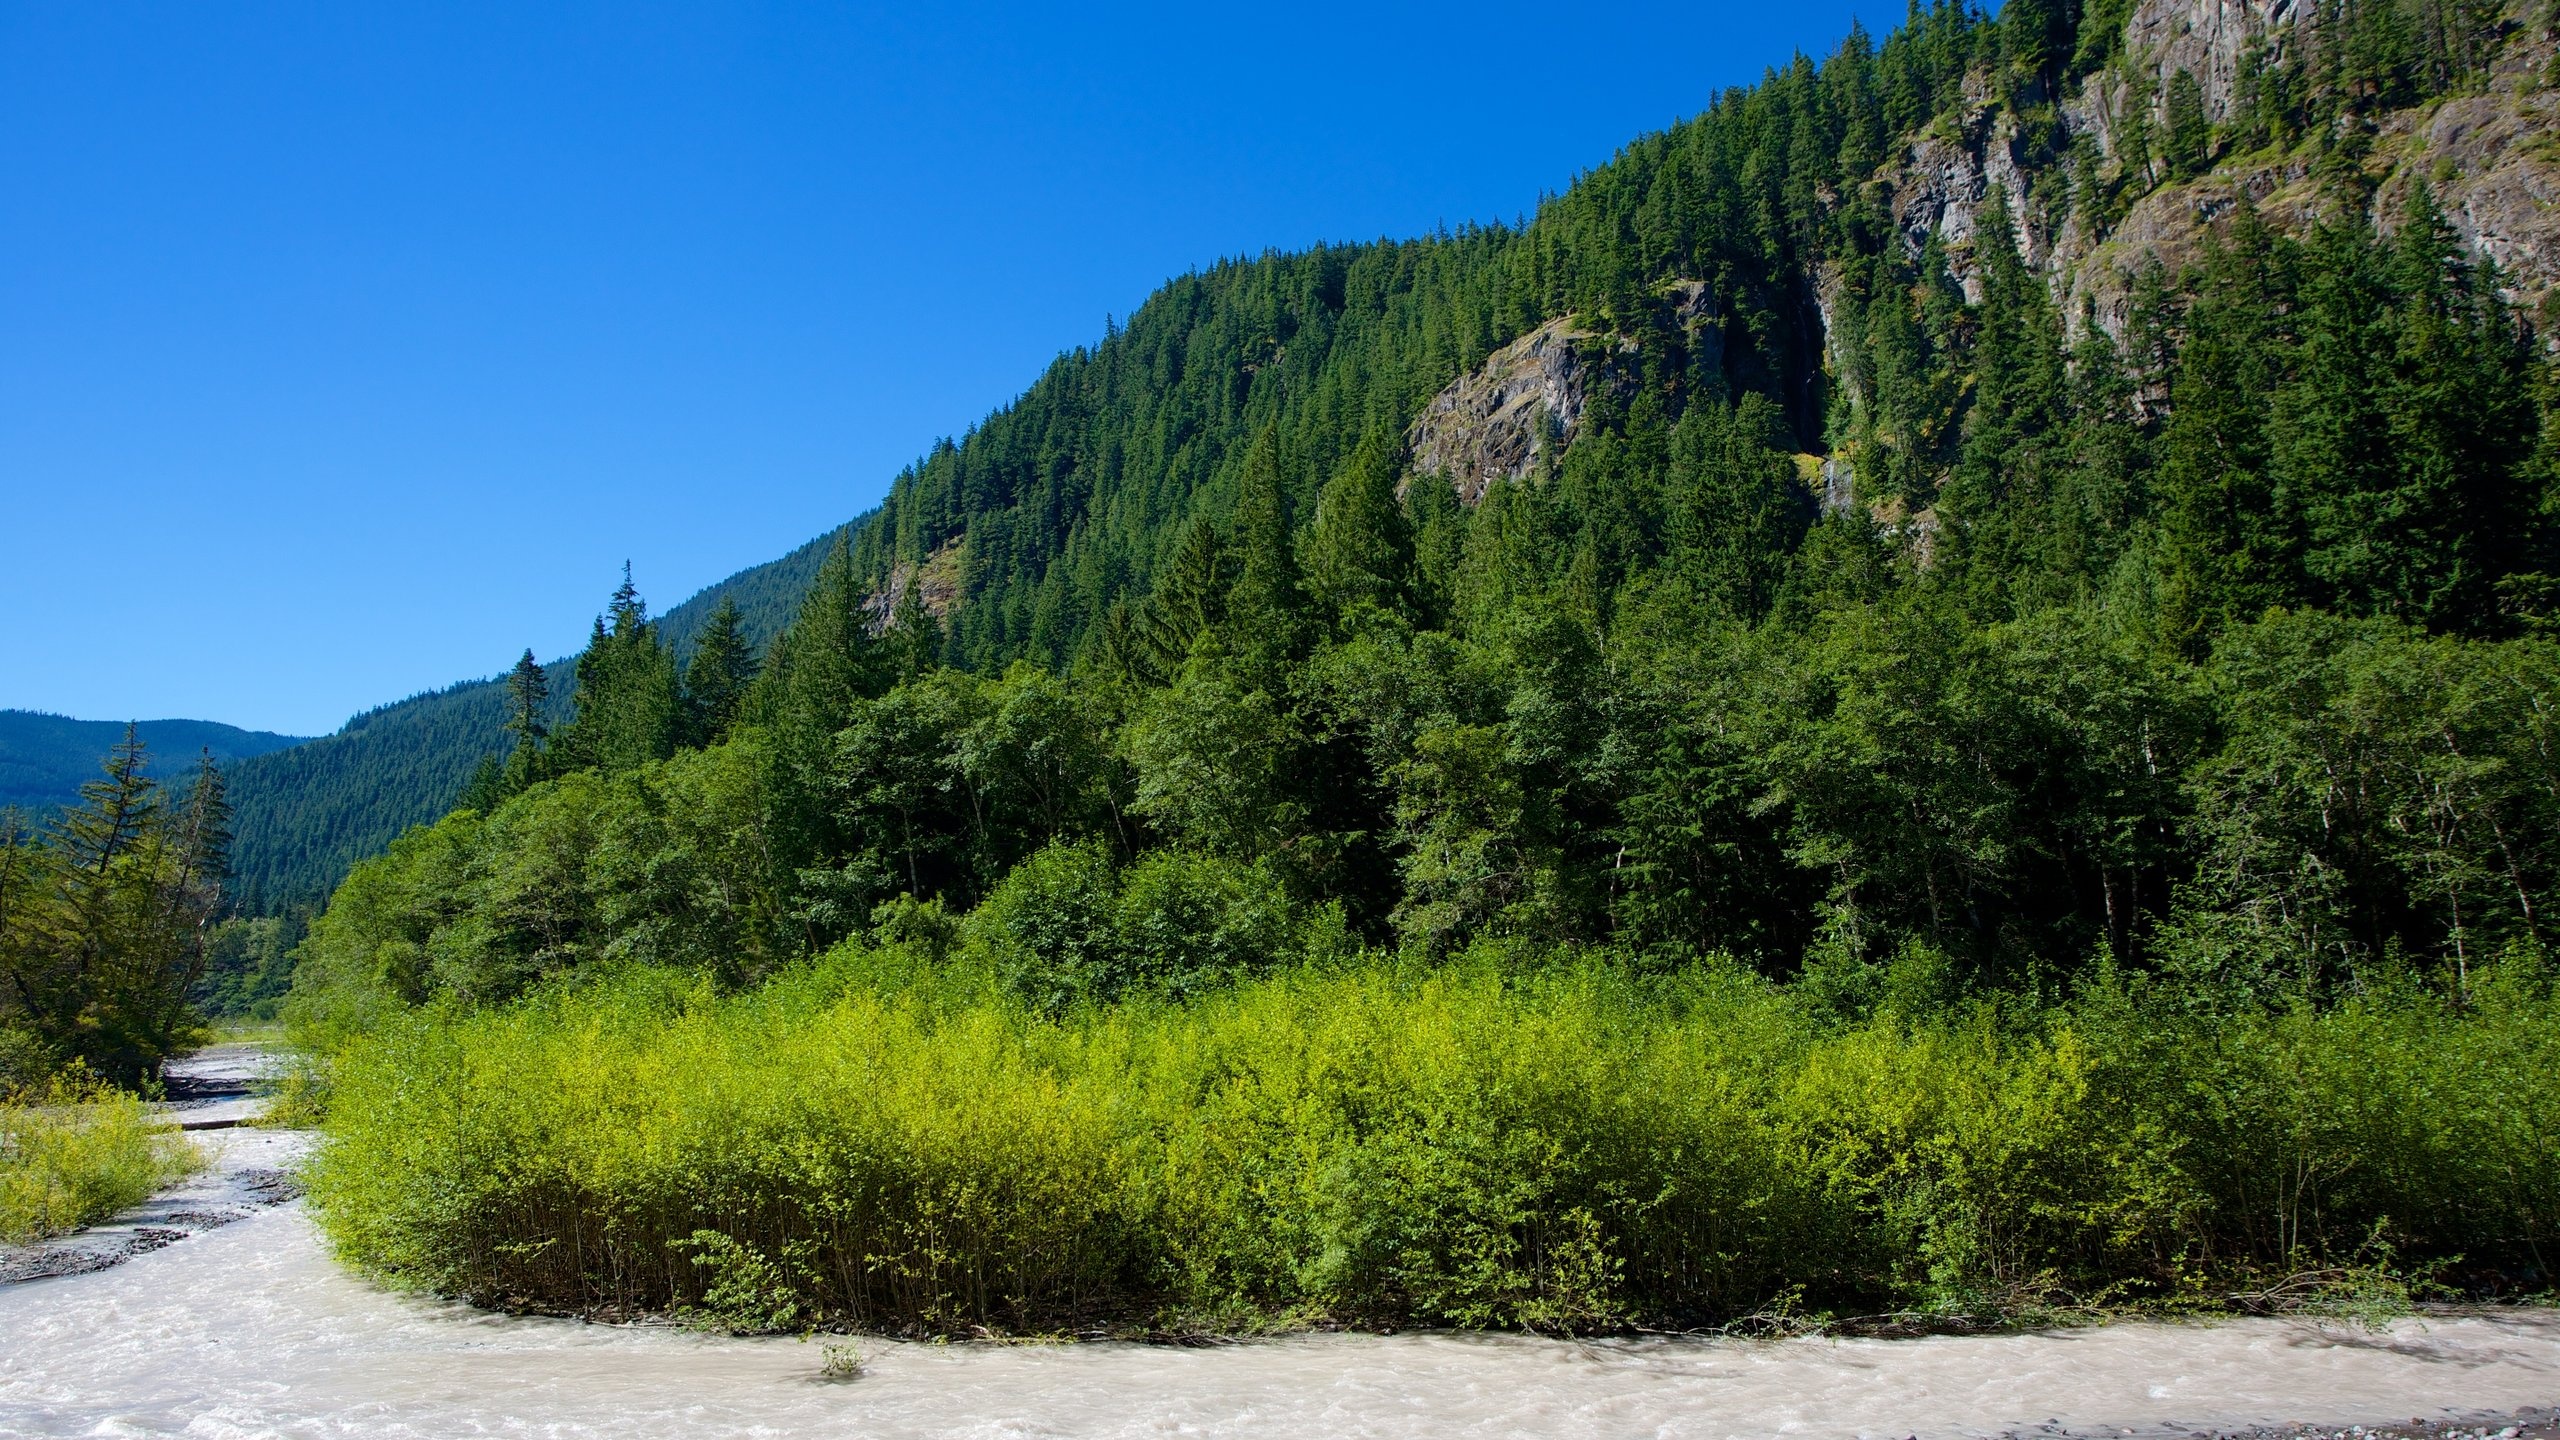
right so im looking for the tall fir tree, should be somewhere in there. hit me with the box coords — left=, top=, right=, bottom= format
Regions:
left=684, top=594, right=763, bottom=743
left=1138, top=520, right=1230, bottom=676
left=500, top=649, right=550, bottom=793
left=1304, top=426, right=1419, bottom=624
left=554, top=566, right=684, bottom=775
left=1224, top=423, right=1309, bottom=668
left=885, top=581, right=944, bottom=684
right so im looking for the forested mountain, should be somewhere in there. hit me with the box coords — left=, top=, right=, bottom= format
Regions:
left=229, top=0, right=2560, bottom=920
left=292, top=0, right=2560, bottom=992
left=265, top=0, right=2560, bottom=949
left=0, top=711, right=305, bottom=816
left=281, top=0, right=2560, bottom=1333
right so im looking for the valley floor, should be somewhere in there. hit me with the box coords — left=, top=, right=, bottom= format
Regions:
left=2, top=1133, right=2556, bottom=1438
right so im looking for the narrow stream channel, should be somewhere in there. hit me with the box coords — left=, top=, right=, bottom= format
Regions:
left=4, top=1050, right=2557, bottom=1438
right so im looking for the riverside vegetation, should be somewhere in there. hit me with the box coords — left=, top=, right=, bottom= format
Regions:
left=0, top=730, right=230, bottom=1242
left=286, top=0, right=2560, bottom=1334
left=0, top=1070, right=200, bottom=1245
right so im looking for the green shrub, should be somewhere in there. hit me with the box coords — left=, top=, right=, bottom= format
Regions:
left=1, top=1071, right=201, bottom=1243
left=966, top=842, right=1340, bottom=1011
left=303, top=948, right=2560, bottom=1335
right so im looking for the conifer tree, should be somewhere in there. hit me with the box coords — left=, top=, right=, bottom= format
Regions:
left=754, top=533, right=893, bottom=927
left=2154, top=200, right=2290, bottom=644
left=1138, top=520, right=1229, bottom=676
left=1943, top=188, right=2070, bottom=595
left=763, top=533, right=887, bottom=737
left=458, top=754, right=509, bottom=814
left=1095, top=598, right=1154, bottom=685
left=2163, top=69, right=2211, bottom=180
left=501, top=650, right=550, bottom=793
left=1304, top=427, right=1418, bottom=623
left=684, top=594, right=762, bottom=743
left=0, top=732, right=225, bottom=1083
left=1403, top=469, right=1466, bottom=629
left=885, top=581, right=944, bottom=684
left=554, top=566, right=685, bottom=775
left=1224, top=424, right=1308, bottom=666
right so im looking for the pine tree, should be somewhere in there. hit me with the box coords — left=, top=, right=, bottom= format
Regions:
left=1304, top=426, right=1418, bottom=622
left=684, top=594, right=762, bottom=743
left=762, top=532, right=888, bottom=737
left=458, top=754, right=509, bottom=814
left=1943, top=187, right=2070, bottom=597
left=1224, top=424, right=1308, bottom=667
left=1095, top=597, right=1155, bottom=685
left=135, top=754, right=231, bottom=1058
left=1138, top=520, right=1229, bottom=677
left=2163, top=69, right=2211, bottom=181
left=885, top=581, right=944, bottom=684
left=754, top=532, right=895, bottom=933
left=554, top=567, right=685, bottom=775
left=501, top=650, right=550, bottom=793
left=60, top=725, right=157, bottom=886
left=2154, top=199, right=2292, bottom=644
left=4, top=731, right=225, bottom=1083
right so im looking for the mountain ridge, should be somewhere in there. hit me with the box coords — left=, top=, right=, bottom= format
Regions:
left=224, top=0, right=2560, bottom=912
left=0, top=711, right=309, bottom=819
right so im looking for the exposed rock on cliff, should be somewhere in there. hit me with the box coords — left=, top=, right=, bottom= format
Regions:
left=1860, top=0, right=2560, bottom=343
left=1407, top=317, right=1611, bottom=504
left=868, top=539, right=965, bottom=628
left=1410, top=281, right=1720, bottom=505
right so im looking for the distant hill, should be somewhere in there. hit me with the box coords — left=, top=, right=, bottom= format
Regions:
left=220, top=528, right=847, bottom=911
left=0, top=711, right=310, bottom=817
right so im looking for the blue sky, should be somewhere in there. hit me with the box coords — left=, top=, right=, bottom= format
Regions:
left=4, top=1, right=1878, bottom=736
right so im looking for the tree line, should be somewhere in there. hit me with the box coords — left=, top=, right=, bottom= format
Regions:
left=0, top=730, right=233, bottom=1087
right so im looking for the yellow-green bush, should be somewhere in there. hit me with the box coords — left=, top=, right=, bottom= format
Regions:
left=304, top=950, right=2560, bottom=1334
left=1, top=1073, right=201, bottom=1243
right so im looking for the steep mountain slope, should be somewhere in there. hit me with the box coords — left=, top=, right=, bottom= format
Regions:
left=233, top=0, right=2560, bottom=912
left=0, top=711, right=308, bottom=816
left=843, top=0, right=2560, bottom=656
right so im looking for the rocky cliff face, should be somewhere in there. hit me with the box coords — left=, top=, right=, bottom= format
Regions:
left=1409, top=283, right=1718, bottom=504
left=868, top=539, right=965, bottom=628
left=1877, top=0, right=2560, bottom=339
left=1407, top=317, right=1621, bottom=503
left=1417, top=0, right=2560, bottom=513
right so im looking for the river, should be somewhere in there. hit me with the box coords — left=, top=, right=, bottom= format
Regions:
left=4, top=1048, right=2557, bottom=1438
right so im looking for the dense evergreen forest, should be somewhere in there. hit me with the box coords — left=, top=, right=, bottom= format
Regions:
left=287, top=0, right=2560, bottom=1333
left=218, top=534, right=837, bottom=912
left=299, top=0, right=2560, bottom=1007
left=0, top=712, right=304, bottom=817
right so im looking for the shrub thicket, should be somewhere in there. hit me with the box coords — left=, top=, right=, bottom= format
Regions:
left=1, top=1070, right=201, bottom=1244
left=304, top=948, right=2558, bottom=1335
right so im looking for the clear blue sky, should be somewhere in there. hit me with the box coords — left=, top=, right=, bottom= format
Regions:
left=4, top=0, right=1878, bottom=737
